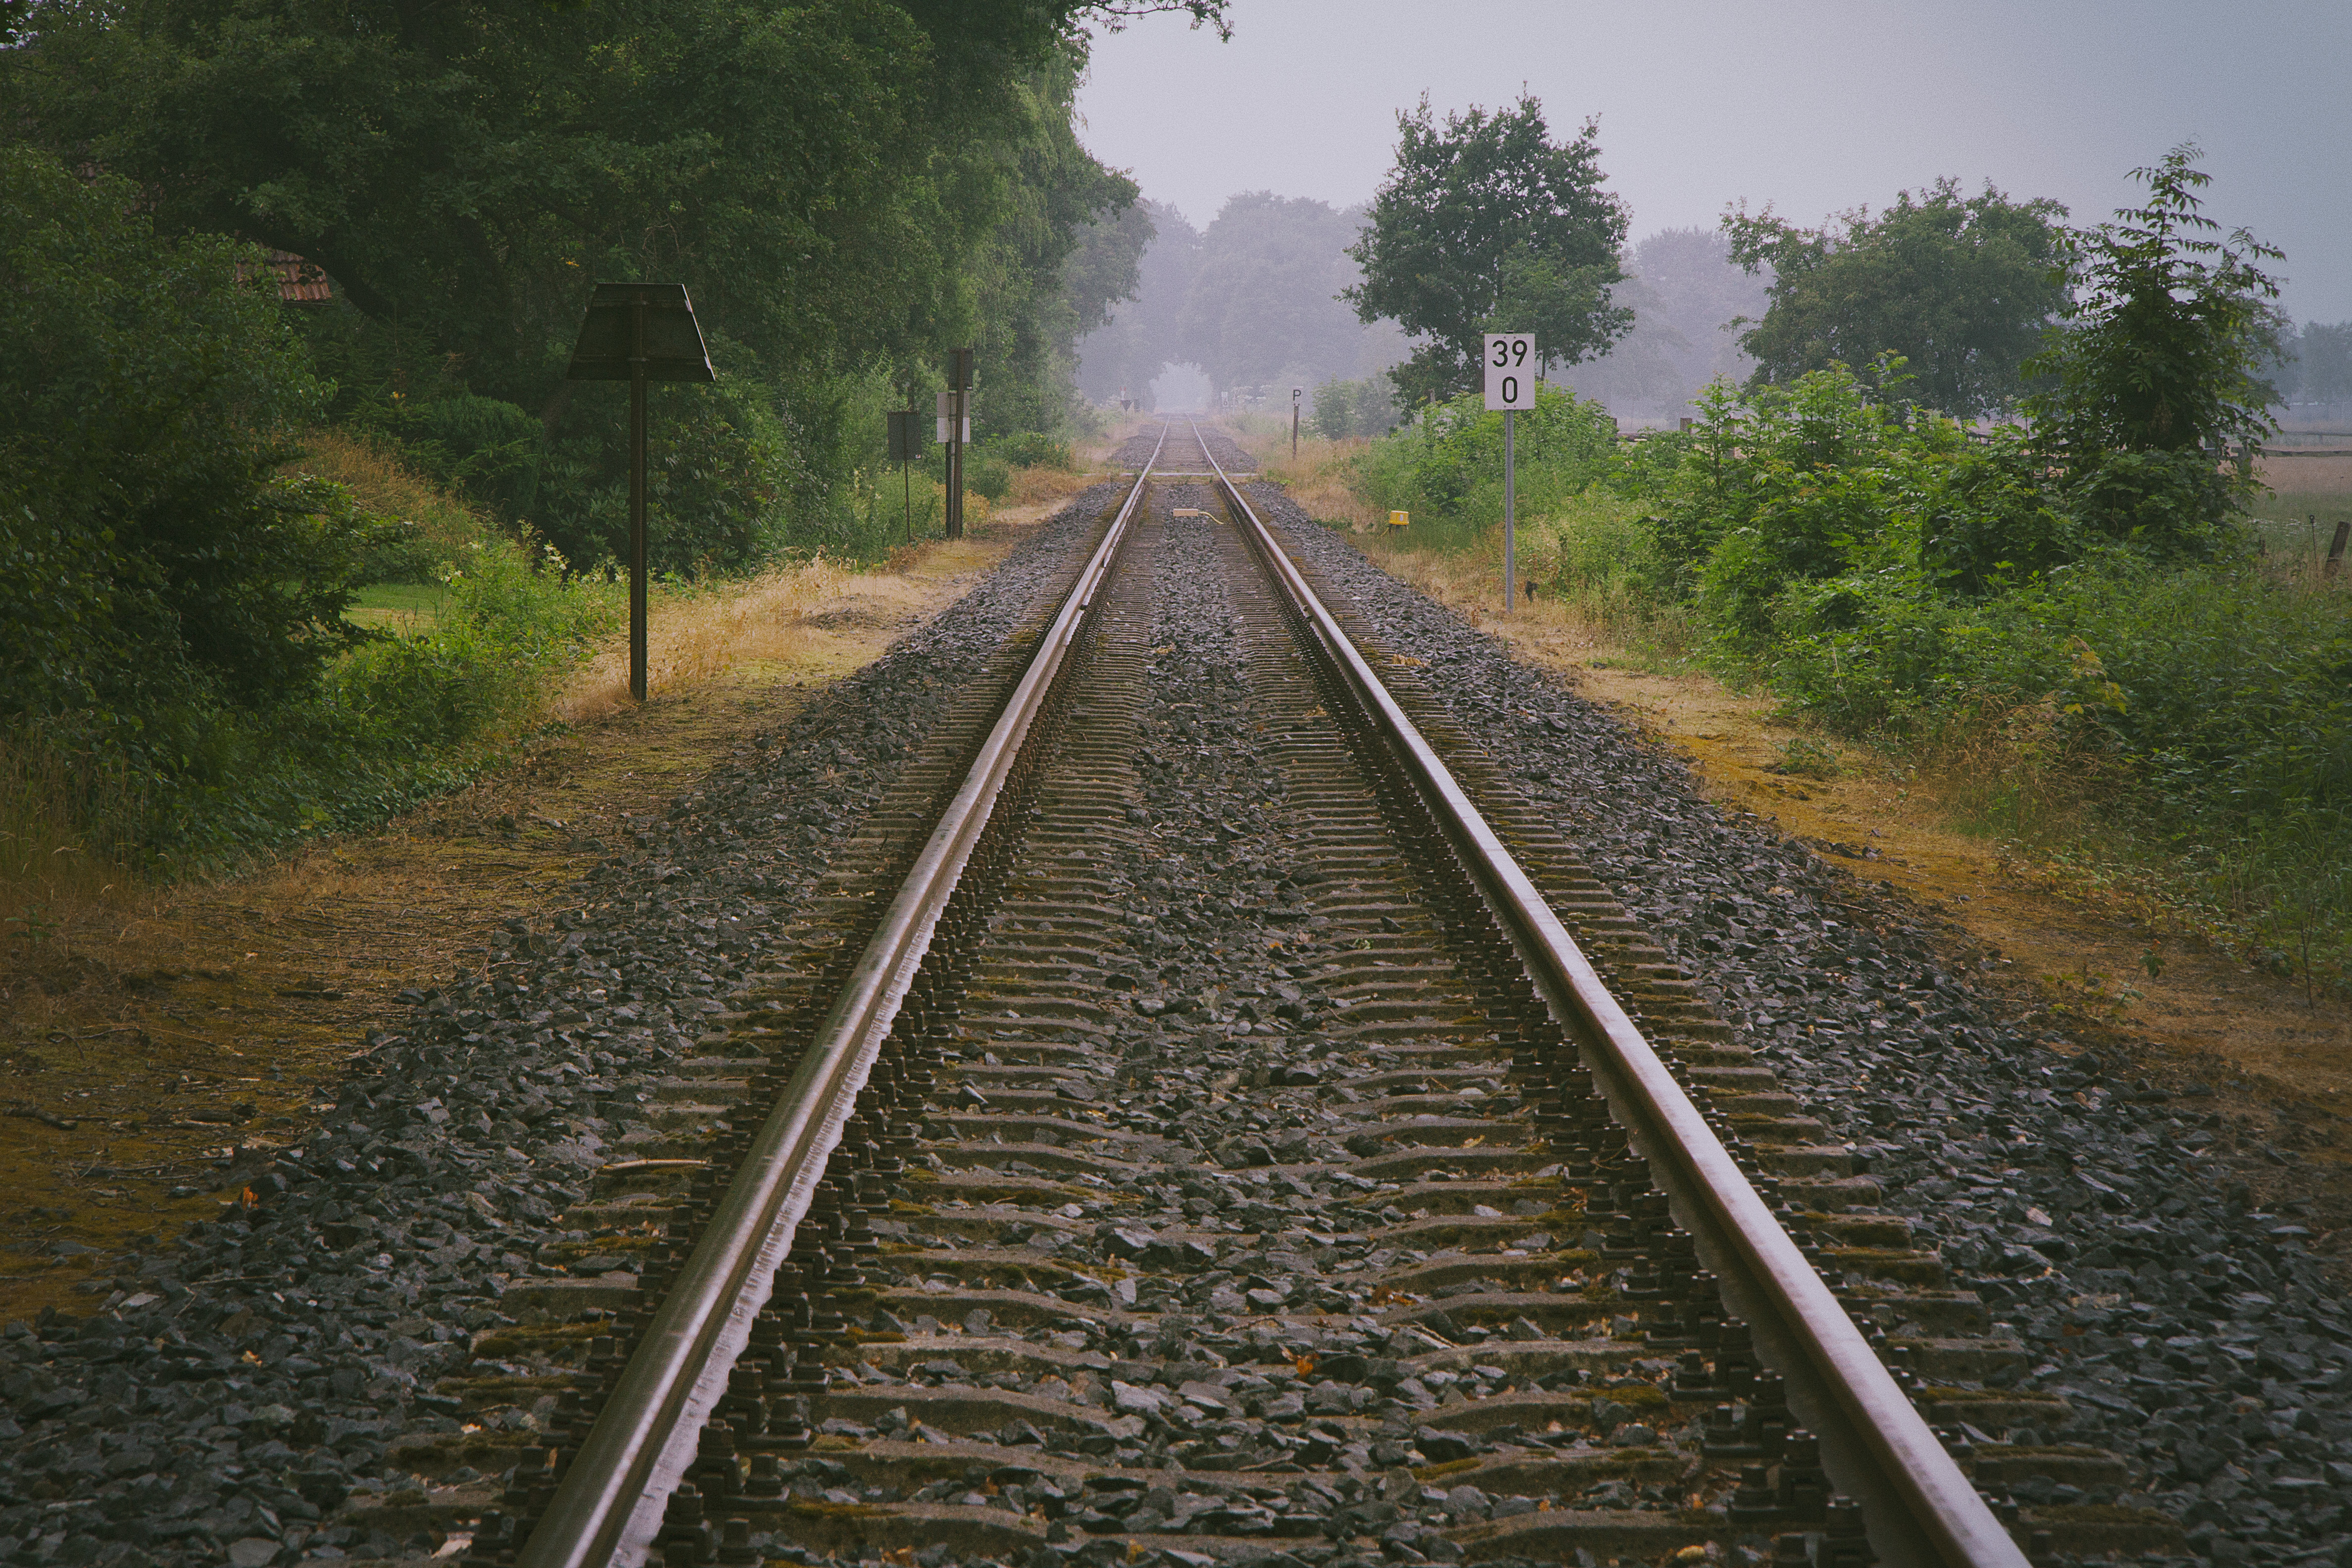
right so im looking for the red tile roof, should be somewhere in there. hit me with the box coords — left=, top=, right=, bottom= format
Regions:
left=236, top=249, right=334, bottom=303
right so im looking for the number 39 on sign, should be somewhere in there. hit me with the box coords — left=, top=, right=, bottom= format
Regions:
left=1483, top=333, right=1535, bottom=411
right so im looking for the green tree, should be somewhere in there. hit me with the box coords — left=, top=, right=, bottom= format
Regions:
left=1346, top=93, right=1630, bottom=404
left=2024, top=144, right=2284, bottom=456
left=2, top=0, right=1215, bottom=567
left=1059, top=198, right=1157, bottom=384
left=952, top=54, right=1145, bottom=440
left=1723, top=178, right=2068, bottom=418
left=1181, top=192, right=1374, bottom=399
left=1308, top=376, right=1356, bottom=440
left=1074, top=198, right=1201, bottom=408
left=0, top=147, right=362, bottom=729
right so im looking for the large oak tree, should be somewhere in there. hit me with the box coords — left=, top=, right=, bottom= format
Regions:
left=1346, top=94, right=1630, bottom=405
left=1724, top=178, right=2068, bottom=419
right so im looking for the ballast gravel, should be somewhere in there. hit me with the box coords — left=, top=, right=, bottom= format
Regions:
left=1252, top=481, right=2352, bottom=1568
left=0, top=490, right=1124, bottom=1568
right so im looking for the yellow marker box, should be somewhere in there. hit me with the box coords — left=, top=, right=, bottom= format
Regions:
left=1387, top=510, right=1410, bottom=528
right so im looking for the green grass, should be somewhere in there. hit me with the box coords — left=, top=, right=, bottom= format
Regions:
left=2244, top=489, right=2352, bottom=574
left=346, top=583, right=449, bottom=631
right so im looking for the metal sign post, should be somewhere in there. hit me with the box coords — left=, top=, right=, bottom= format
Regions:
left=1483, top=333, right=1535, bottom=616
left=1291, top=385, right=1303, bottom=459
left=566, top=283, right=716, bottom=701
left=941, top=347, right=974, bottom=539
left=887, top=410, right=928, bottom=543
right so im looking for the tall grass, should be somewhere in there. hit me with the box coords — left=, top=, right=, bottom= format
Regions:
left=556, top=557, right=854, bottom=722
left=1319, top=391, right=1693, bottom=655
left=0, top=729, right=146, bottom=958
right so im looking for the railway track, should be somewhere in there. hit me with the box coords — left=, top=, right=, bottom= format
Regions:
left=471, top=424, right=2138, bottom=1568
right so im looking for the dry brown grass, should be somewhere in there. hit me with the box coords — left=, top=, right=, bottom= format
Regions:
left=285, top=426, right=488, bottom=554
left=553, top=556, right=857, bottom=722
left=1351, top=536, right=1658, bottom=662
left=289, top=427, right=434, bottom=514
left=1213, top=423, right=1384, bottom=530
left=554, top=464, right=1109, bottom=721
left=1081, top=415, right=1157, bottom=468
left=0, top=736, right=144, bottom=965
left=1007, top=463, right=1091, bottom=505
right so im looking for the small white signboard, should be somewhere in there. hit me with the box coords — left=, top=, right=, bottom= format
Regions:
left=1483, top=333, right=1536, bottom=411
left=934, top=390, right=970, bottom=444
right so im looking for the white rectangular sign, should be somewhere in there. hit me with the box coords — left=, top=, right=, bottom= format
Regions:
left=934, top=391, right=970, bottom=444
left=1483, top=333, right=1536, bottom=411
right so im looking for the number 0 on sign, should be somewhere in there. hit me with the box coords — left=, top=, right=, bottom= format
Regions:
left=1484, top=333, right=1535, bottom=411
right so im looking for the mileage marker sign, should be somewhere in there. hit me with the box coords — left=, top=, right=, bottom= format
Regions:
left=1483, top=333, right=1535, bottom=411
left=1484, top=332, right=1535, bottom=614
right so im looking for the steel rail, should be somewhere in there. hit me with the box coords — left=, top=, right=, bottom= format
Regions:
left=1193, top=421, right=2026, bottom=1568
left=516, top=426, right=1171, bottom=1568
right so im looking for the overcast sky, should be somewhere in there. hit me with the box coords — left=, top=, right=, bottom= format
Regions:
left=1076, top=0, right=2352, bottom=323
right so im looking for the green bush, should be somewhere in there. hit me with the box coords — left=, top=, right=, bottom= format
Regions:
left=1352, top=383, right=1619, bottom=547
left=0, top=147, right=365, bottom=735
left=1637, top=361, right=2347, bottom=971
left=0, top=148, right=617, bottom=869
left=990, top=431, right=1075, bottom=470
left=372, top=393, right=543, bottom=521
left=533, top=376, right=819, bottom=579
left=329, top=530, right=614, bottom=750
left=1548, top=151, right=2343, bottom=975
left=121, top=515, right=616, bottom=867
left=965, top=450, right=1011, bottom=501
left=1521, top=489, right=1678, bottom=634
left=1308, top=376, right=1397, bottom=441
left=355, top=519, right=449, bottom=586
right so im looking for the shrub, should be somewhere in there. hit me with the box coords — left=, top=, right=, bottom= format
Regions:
left=1522, top=489, right=1676, bottom=631
left=991, top=432, right=1076, bottom=470
left=0, top=146, right=365, bottom=738
left=965, top=450, right=1011, bottom=501
left=532, top=376, right=815, bottom=578
left=1351, top=382, right=1618, bottom=547
left=1310, top=376, right=1400, bottom=441
left=371, top=392, right=543, bottom=521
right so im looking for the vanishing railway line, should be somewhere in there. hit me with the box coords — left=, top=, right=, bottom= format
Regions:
left=473, top=424, right=2123, bottom=1568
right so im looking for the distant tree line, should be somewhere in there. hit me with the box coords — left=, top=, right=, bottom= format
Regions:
left=1093, top=87, right=2343, bottom=444
left=2274, top=321, right=2352, bottom=408
left=1074, top=195, right=1406, bottom=412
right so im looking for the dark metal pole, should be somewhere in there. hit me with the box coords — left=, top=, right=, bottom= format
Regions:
left=947, top=388, right=964, bottom=540
left=629, top=293, right=649, bottom=703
